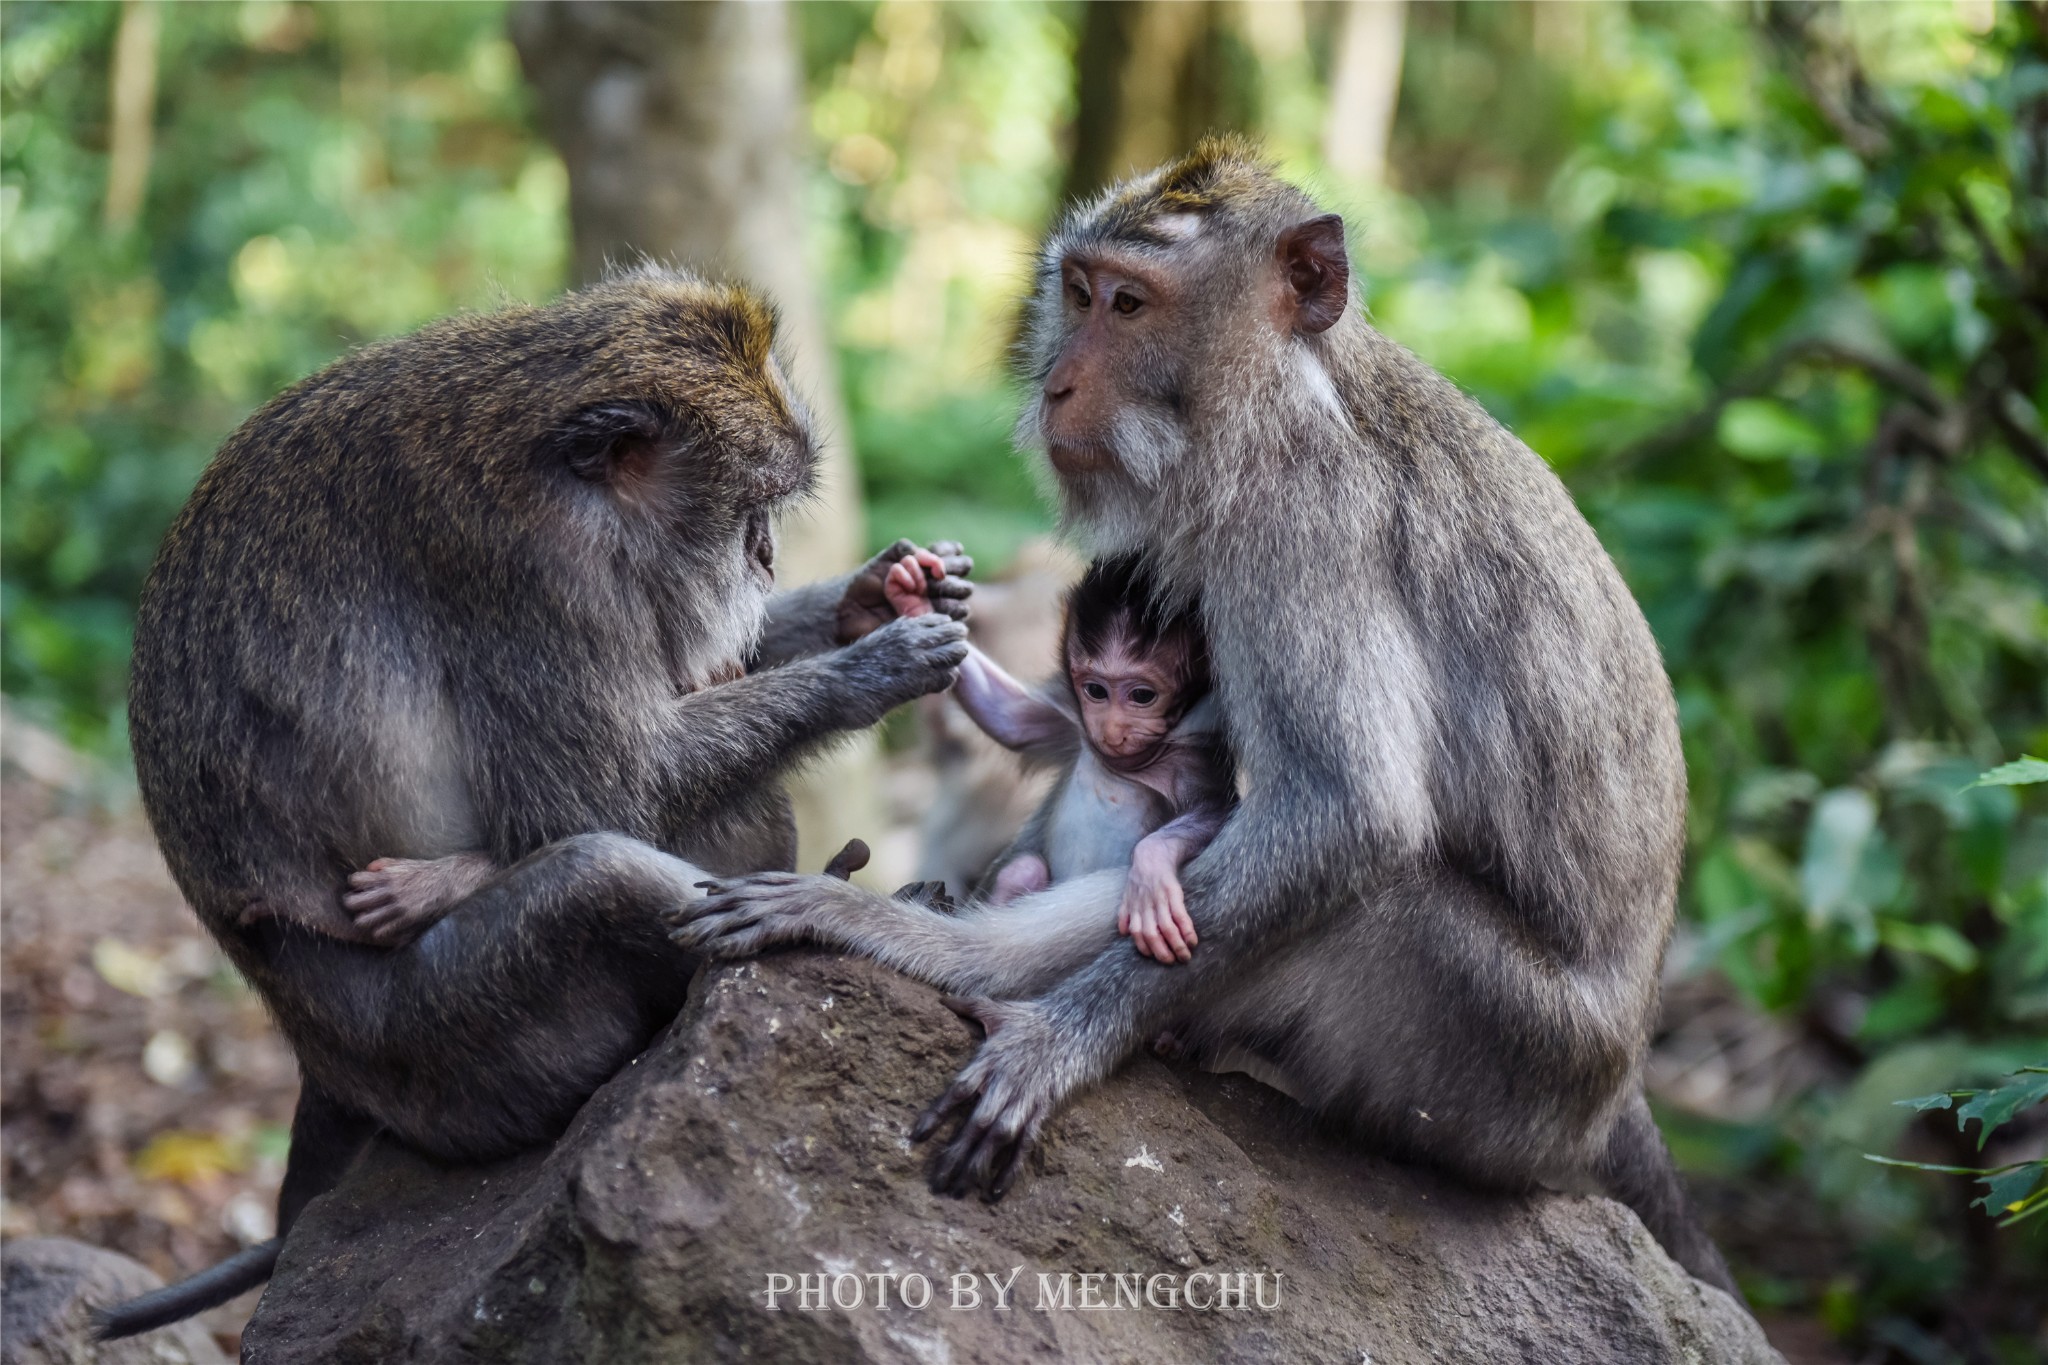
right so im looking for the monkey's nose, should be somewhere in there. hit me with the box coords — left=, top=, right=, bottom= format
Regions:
left=1043, top=360, right=1077, bottom=404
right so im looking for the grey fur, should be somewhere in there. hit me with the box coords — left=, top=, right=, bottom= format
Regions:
left=672, top=147, right=1737, bottom=1297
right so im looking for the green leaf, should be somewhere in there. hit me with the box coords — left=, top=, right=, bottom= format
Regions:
left=1716, top=398, right=1826, bottom=461
left=1956, top=1070, right=2048, bottom=1148
left=1863, top=1154, right=1985, bottom=1175
left=1893, top=1091, right=1960, bottom=1112
left=1877, top=920, right=1979, bottom=973
left=1973, top=1162, right=2045, bottom=1219
left=1800, top=788, right=1879, bottom=927
left=1966, top=757, right=2048, bottom=789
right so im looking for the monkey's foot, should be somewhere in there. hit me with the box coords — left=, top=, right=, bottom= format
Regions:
left=668, top=870, right=860, bottom=958
left=343, top=852, right=493, bottom=947
left=912, top=997, right=1067, bottom=1201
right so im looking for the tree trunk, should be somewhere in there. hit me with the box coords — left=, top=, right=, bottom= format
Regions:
left=1061, top=1, right=1245, bottom=205
left=1323, top=0, right=1406, bottom=187
left=512, top=0, right=881, bottom=881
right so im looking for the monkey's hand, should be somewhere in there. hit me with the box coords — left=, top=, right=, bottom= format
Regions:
left=665, top=870, right=860, bottom=958
left=828, top=613, right=969, bottom=727
left=837, top=539, right=972, bottom=643
left=1118, top=843, right=1196, bottom=965
left=914, top=996, right=1064, bottom=1201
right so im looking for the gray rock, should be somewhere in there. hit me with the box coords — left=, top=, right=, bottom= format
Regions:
left=1, top=1237, right=227, bottom=1365
left=248, top=953, right=1782, bottom=1364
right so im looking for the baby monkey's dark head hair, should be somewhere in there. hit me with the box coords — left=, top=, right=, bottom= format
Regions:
left=1059, top=555, right=1210, bottom=714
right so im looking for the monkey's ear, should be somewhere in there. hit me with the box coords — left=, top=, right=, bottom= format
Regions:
left=546, top=401, right=667, bottom=484
left=1277, top=214, right=1349, bottom=335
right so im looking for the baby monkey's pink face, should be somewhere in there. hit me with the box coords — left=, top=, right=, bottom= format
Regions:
left=1069, top=639, right=1185, bottom=763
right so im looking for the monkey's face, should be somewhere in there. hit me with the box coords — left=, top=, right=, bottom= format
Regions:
left=1015, top=148, right=1356, bottom=553
left=1069, top=637, right=1186, bottom=767
left=531, top=272, right=819, bottom=678
left=1023, top=250, right=1191, bottom=494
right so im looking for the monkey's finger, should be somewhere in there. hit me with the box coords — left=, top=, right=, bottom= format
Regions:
left=355, top=907, right=413, bottom=937
left=927, top=574, right=973, bottom=600
left=1155, top=910, right=1190, bottom=962
left=989, top=1120, right=1041, bottom=1200
left=911, top=1078, right=977, bottom=1143
left=822, top=838, right=871, bottom=880
left=934, top=1118, right=990, bottom=1196
left=342, top=889, right=395, bottom=913
left=928, top=543, right=972, bottom=578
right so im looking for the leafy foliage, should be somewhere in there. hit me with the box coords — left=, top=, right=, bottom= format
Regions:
left=0, top=0, right=561, bottom=750
left=2, top=3, right=2044, bottom=1358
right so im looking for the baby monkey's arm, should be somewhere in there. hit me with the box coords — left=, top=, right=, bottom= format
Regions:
left=884, top=555, right=1072, bottom=754
left=1118, top=803, right=1229, bottom=966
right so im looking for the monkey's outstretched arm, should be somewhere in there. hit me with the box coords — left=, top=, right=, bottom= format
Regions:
left=755, top=540, right=972, bottom=666
left=951, top=647, right=1075, bottom=756
left=656, top=612, right=967, bottom=818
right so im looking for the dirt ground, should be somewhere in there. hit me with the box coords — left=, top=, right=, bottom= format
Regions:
left=1, top=722, right=294, bottom=1351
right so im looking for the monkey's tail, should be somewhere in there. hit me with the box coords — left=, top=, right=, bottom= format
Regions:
left=90, top=1238, right=280, bottom=1340
left=1596, top=1091, right=1742, bottom=1301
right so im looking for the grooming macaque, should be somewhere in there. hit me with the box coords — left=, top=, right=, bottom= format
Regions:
left=101, top=268, right=971, bottom=1338
left=888, top=551, right=1230, bottom=964
left=670, top=141, right=1740, bottom=1297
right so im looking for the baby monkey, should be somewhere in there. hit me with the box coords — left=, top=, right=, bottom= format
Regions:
left=888, top=551, right=1231, bottom=964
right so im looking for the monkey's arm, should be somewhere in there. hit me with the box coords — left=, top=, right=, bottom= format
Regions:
left=657, top=612, right=968, bottom=818
left=951, top=647, right=1076, bottom=757
left=1119, top=803, right=1229, bottom=963
left=754, top=540, right=972, bottom=667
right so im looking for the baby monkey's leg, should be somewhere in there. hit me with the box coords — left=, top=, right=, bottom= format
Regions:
left=343, top=851, right=496, bottom=947
left=988, top=854, right=1050, bottom=906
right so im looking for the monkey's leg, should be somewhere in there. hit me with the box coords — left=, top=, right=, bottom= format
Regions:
left=94, top=1082, right=376, bottom=1340
left=911, top=858, right=1647, bottom=1202
left=671, top=868, right=1126, bottom=1000
left=278, top=832, right=711, bottom=1162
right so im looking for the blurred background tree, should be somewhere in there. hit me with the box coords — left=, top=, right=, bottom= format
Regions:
left=2, top=3, right=2042, bottom=1360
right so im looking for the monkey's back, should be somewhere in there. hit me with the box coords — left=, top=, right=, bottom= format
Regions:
left=128, top=331, right=684, bottom=962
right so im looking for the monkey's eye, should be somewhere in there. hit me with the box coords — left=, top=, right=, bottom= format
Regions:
left=1112, top=292, right=1142, bottom=317
left=1130, top=686, right=1157, bottom=706
left=1082, top=682, right=1109, bottom=702
left=1069, top=282, right=1091, bottom=310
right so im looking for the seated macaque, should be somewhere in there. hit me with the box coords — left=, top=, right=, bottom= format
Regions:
left=887, top=550, right=1232, bottom=965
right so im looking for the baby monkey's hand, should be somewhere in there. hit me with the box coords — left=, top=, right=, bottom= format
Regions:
left=1118, top=839, right=1198, bottom=965
left=839, top=539, right=971, bottom=642
left=883, top=548, right=946, bottom=620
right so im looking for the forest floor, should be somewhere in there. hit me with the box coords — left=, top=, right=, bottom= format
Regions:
left=0, top=710, right=1852, bottom=1362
